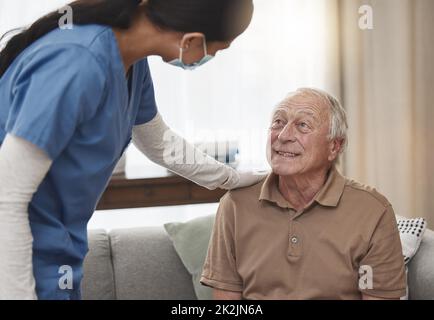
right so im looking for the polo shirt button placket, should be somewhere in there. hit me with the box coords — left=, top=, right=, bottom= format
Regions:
left=288, top=208, right=298, bottom=256
left=288, top=214, right=303, bottom=258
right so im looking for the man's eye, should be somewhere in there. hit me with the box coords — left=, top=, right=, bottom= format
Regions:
left=298, top=122, right=310, bottom=130
left=271, top=119, right=284, bottom=128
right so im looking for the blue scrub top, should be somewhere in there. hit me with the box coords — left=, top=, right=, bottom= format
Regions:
left=0, top=24, right=158, bottom=299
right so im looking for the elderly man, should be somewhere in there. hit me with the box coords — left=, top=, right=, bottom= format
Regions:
left=200, top=88, right=406, bottom=300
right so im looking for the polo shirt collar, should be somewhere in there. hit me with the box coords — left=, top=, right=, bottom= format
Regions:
left=258, top=173, right=291, bottom=208
left=259, top=166, right=347, bottom=209
left=314, top=166, right=347, bottom=207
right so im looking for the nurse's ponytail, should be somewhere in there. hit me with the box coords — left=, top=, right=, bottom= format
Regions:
left=0, top=0, right=253, bottom=78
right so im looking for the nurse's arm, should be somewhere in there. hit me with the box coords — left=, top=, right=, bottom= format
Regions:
left=0, top=134, right=52, bottom=300
left=132, top=112, right=266, bottom=190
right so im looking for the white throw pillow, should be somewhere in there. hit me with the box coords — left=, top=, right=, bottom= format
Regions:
left=396, top=216, right=427, bottom=264
left=395, top=215, right=427, bottom=300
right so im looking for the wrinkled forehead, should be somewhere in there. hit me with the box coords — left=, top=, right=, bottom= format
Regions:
left=273, top=92, right=331, bottom=119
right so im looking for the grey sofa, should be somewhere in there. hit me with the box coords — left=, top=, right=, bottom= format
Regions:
left=82, top=226, right=434, bottom=300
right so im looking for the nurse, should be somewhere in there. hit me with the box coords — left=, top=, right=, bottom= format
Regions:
left=0, top=0, right=260, bottom=299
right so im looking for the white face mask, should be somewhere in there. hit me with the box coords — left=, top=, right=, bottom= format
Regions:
left=168, top=37, right=214, bottom=71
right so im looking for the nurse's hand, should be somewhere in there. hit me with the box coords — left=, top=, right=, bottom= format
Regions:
left=220, top=168, right=268, bottom=190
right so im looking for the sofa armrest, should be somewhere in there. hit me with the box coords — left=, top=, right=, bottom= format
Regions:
left=82, top=229, right=116, bottom=300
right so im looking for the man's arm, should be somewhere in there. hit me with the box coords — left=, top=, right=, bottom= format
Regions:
left=200, top=193, right=244, bottom=296
left=362, top=294, right=399, bottom=300
left=213, top=289, right=242, bottom=300
left=358, top=205, right=407, bottom=299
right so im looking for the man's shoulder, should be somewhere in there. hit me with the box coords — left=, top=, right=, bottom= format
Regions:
left=343, top=178, right=392, bottom=211
left=339, top=178, right=398, bottom=241
left=221, top=178, right=266, bottom=206
left=216, top=178, right=267, bottom=224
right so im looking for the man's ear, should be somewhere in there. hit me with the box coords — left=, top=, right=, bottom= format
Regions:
left=328, top=138, right=344, bottom=161
left=180, top=33, right=205, bottom=51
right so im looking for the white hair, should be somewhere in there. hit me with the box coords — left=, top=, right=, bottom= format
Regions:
left=285, top=87, right=348, bottom=154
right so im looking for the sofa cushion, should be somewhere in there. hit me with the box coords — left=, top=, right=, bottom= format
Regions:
left=109, top=227, right=196, bottom=300
left=82, top=229, right=116, bottom=300
left=407, top=228, right=434, bottom=299
left=164, top=214, right=215, bottom=300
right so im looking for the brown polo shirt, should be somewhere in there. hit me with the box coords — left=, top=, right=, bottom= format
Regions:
left=200, top=166, right=406, bottom=299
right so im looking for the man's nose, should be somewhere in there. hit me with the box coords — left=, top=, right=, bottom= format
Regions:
left=277, top=123, right=296, bottom=142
